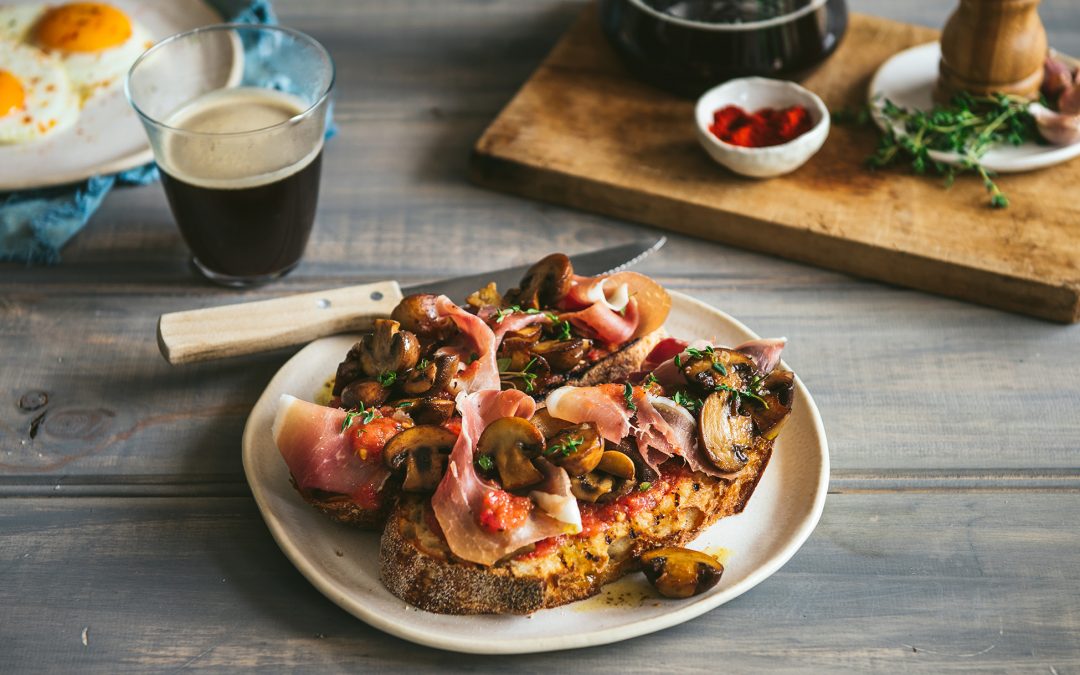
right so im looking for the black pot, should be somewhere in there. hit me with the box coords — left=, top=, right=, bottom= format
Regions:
left=600, top=0, right=848, bottom=98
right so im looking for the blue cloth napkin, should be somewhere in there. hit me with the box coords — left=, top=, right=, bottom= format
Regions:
left=0, top=0, right=278, bottom=264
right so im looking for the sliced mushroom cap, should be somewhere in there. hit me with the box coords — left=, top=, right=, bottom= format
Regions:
left=681, top=348, right=755, bottom=396
left=506, top=253, right=573, bottom=310
left=340, top=379, right=389, bottom=409
left=607, top=438, right=658, bottom=483
left=570, top=471, right=616, bottom=503
left=476, top=417, right=546, bottom=490
left=500, top=324, right=543, bottom=351
left=699, top=390, right=755, bottom=473
left=531, top=338, right=589, bottom=372
left=401, top=354, right=459, bottom=396
left=752, top=370, right=795, bottom=440
left=359, top=319, right=421, bottom=377
left=596, top=450, right=636, bottom=480
left=399, top=397, right=455, bottom=426
left=545, top=423, right=603, bottom=476
left=383, top=425, right=457, bottom=492
left=640, top=547, right=724, bottom=598
left=390, top=294, right=444, bottom=337
left=530, top=408, right=574, bottom=439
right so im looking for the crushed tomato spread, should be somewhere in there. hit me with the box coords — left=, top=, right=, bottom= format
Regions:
left=477, top=489, right=532, bottom=533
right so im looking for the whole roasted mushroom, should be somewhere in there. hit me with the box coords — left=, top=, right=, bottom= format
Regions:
left=401, top=354, right=459, bottom=396
left=383, top=425, right=457, bottom=492
left=639, top=547, right=724, bottom=598
left=545, top=423, right=603, bottom=476
left=505, top=253, right=573, bottom=310
left=359, top=319, right=420, bottom=377
left=476, top=417, right=546, bottom=490
left=699, top=390, right=755, bottom=473
left=340, top=379, right=389, bottom=409
left=390, top=294, right=444, bottom=337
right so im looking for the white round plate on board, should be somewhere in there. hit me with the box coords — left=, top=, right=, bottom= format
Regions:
left=869, top=41, right=1080, bottom=173
left=0, top=0, right=225, bottom=191
left=242, top=291, right=830, bottom=654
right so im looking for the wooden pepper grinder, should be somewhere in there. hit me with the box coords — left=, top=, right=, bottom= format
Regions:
left=936, top=0, right=1047, bottom=102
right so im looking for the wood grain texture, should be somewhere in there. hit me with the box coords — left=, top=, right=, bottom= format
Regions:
left=470, top=9, right=1080, bottom=322
left=0, top=0, right=1078, bottom=670
left=2, top=493, right=1079, bottom=671
left=157, top=280, right=403, bottom=364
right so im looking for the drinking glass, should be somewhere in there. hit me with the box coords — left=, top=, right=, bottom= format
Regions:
left=126, top=24, right=334, bottom=286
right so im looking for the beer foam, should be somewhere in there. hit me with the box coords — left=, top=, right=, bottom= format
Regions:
left=160, top=87, right=324, bottom=190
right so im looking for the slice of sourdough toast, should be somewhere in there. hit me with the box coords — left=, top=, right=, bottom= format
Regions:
left=378, top=434, right=772, bottom=615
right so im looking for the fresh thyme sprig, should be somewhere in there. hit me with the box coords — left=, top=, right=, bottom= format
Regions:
left=861, top=92, right=1039, bottom=209
left=498, top=356, right=539, bottom=393
left=546, top=435, right=583, bottom=457
left=340, top=402, right=377, bottom=432
left=715, top=383, right=769, bottom=409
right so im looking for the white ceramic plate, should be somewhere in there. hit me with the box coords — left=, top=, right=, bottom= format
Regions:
left=869, top=41, right=1080, bottom=173
left=241, top=291, right=830, bottom=654
left=0, top=0, right=224, bottom=191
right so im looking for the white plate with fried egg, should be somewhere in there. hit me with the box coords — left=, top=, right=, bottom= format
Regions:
left=0, top=0, right=225, bottom=190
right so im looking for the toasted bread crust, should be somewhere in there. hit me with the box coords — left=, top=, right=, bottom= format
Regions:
left=569, top=329, right=667, bottom=387
left=291, top=480, right=399, bottom=530
left=379, top=434, right=773, bottom=615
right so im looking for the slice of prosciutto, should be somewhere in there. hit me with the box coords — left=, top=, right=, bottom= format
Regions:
left=431, top=390, right=581, bottom=566
left=560, top=274, right=641, bottom=345
left=545, top=384, right=713, bottom=475
left=272, top=395, right=391, bottom=502
left=734, top=337, right=787, bottom=375
left=490, top=310, right=552, bottom=342
left=545, top=385, right=741, bottom=479
left=433, top=295, right=500, bottom=392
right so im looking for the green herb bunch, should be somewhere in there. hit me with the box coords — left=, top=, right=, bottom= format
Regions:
left=858, top=92, right=1040, bottom=208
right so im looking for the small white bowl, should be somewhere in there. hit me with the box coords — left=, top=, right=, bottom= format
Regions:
left=694, top=77, right=830, bottom=178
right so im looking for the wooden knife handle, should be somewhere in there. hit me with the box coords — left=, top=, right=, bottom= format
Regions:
left=157, top=280, right=405, bottom=365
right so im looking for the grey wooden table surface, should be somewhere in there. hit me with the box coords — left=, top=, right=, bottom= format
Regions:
left=3, top=0, right=1079, bottom=671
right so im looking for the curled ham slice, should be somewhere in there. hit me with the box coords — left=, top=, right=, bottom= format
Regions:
left=432, top=390, right=581, bottom=566
left=564, top=299, right=639, bottom=346
left=735, top=337, right=786, bottom=375
left=545, top=384, right=633, bottom=443
left=491, top=311, right=552, bottom=342
left=272, top=395, right=391, bottom=501
left=559, top=274, right=641, bottom=345
left=544, top=385, right=714, bottom=476
left=648, top=395, right=737, bottom=479
left=434, top=295, right=500, bottom=392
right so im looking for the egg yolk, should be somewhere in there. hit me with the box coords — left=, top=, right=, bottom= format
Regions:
left=34, top=2, right=132, bottom=53
left=0, top=70, right=25, bottom=117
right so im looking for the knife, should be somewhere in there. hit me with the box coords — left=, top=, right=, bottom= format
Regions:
left=157, top=237, right=666, bottom=365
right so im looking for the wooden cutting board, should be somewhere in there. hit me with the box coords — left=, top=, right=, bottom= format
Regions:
left=469, top=7, right=1080, bottom=323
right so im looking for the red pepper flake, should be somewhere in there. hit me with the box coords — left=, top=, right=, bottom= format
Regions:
left=709, top=104, right=814, bottom=147
left=477, top=489, right=532, bottom=533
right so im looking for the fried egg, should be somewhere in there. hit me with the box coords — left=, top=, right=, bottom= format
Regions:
left=0, top=2, right=152, bottom=102
left=0, top=38, right=78, bottom=143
